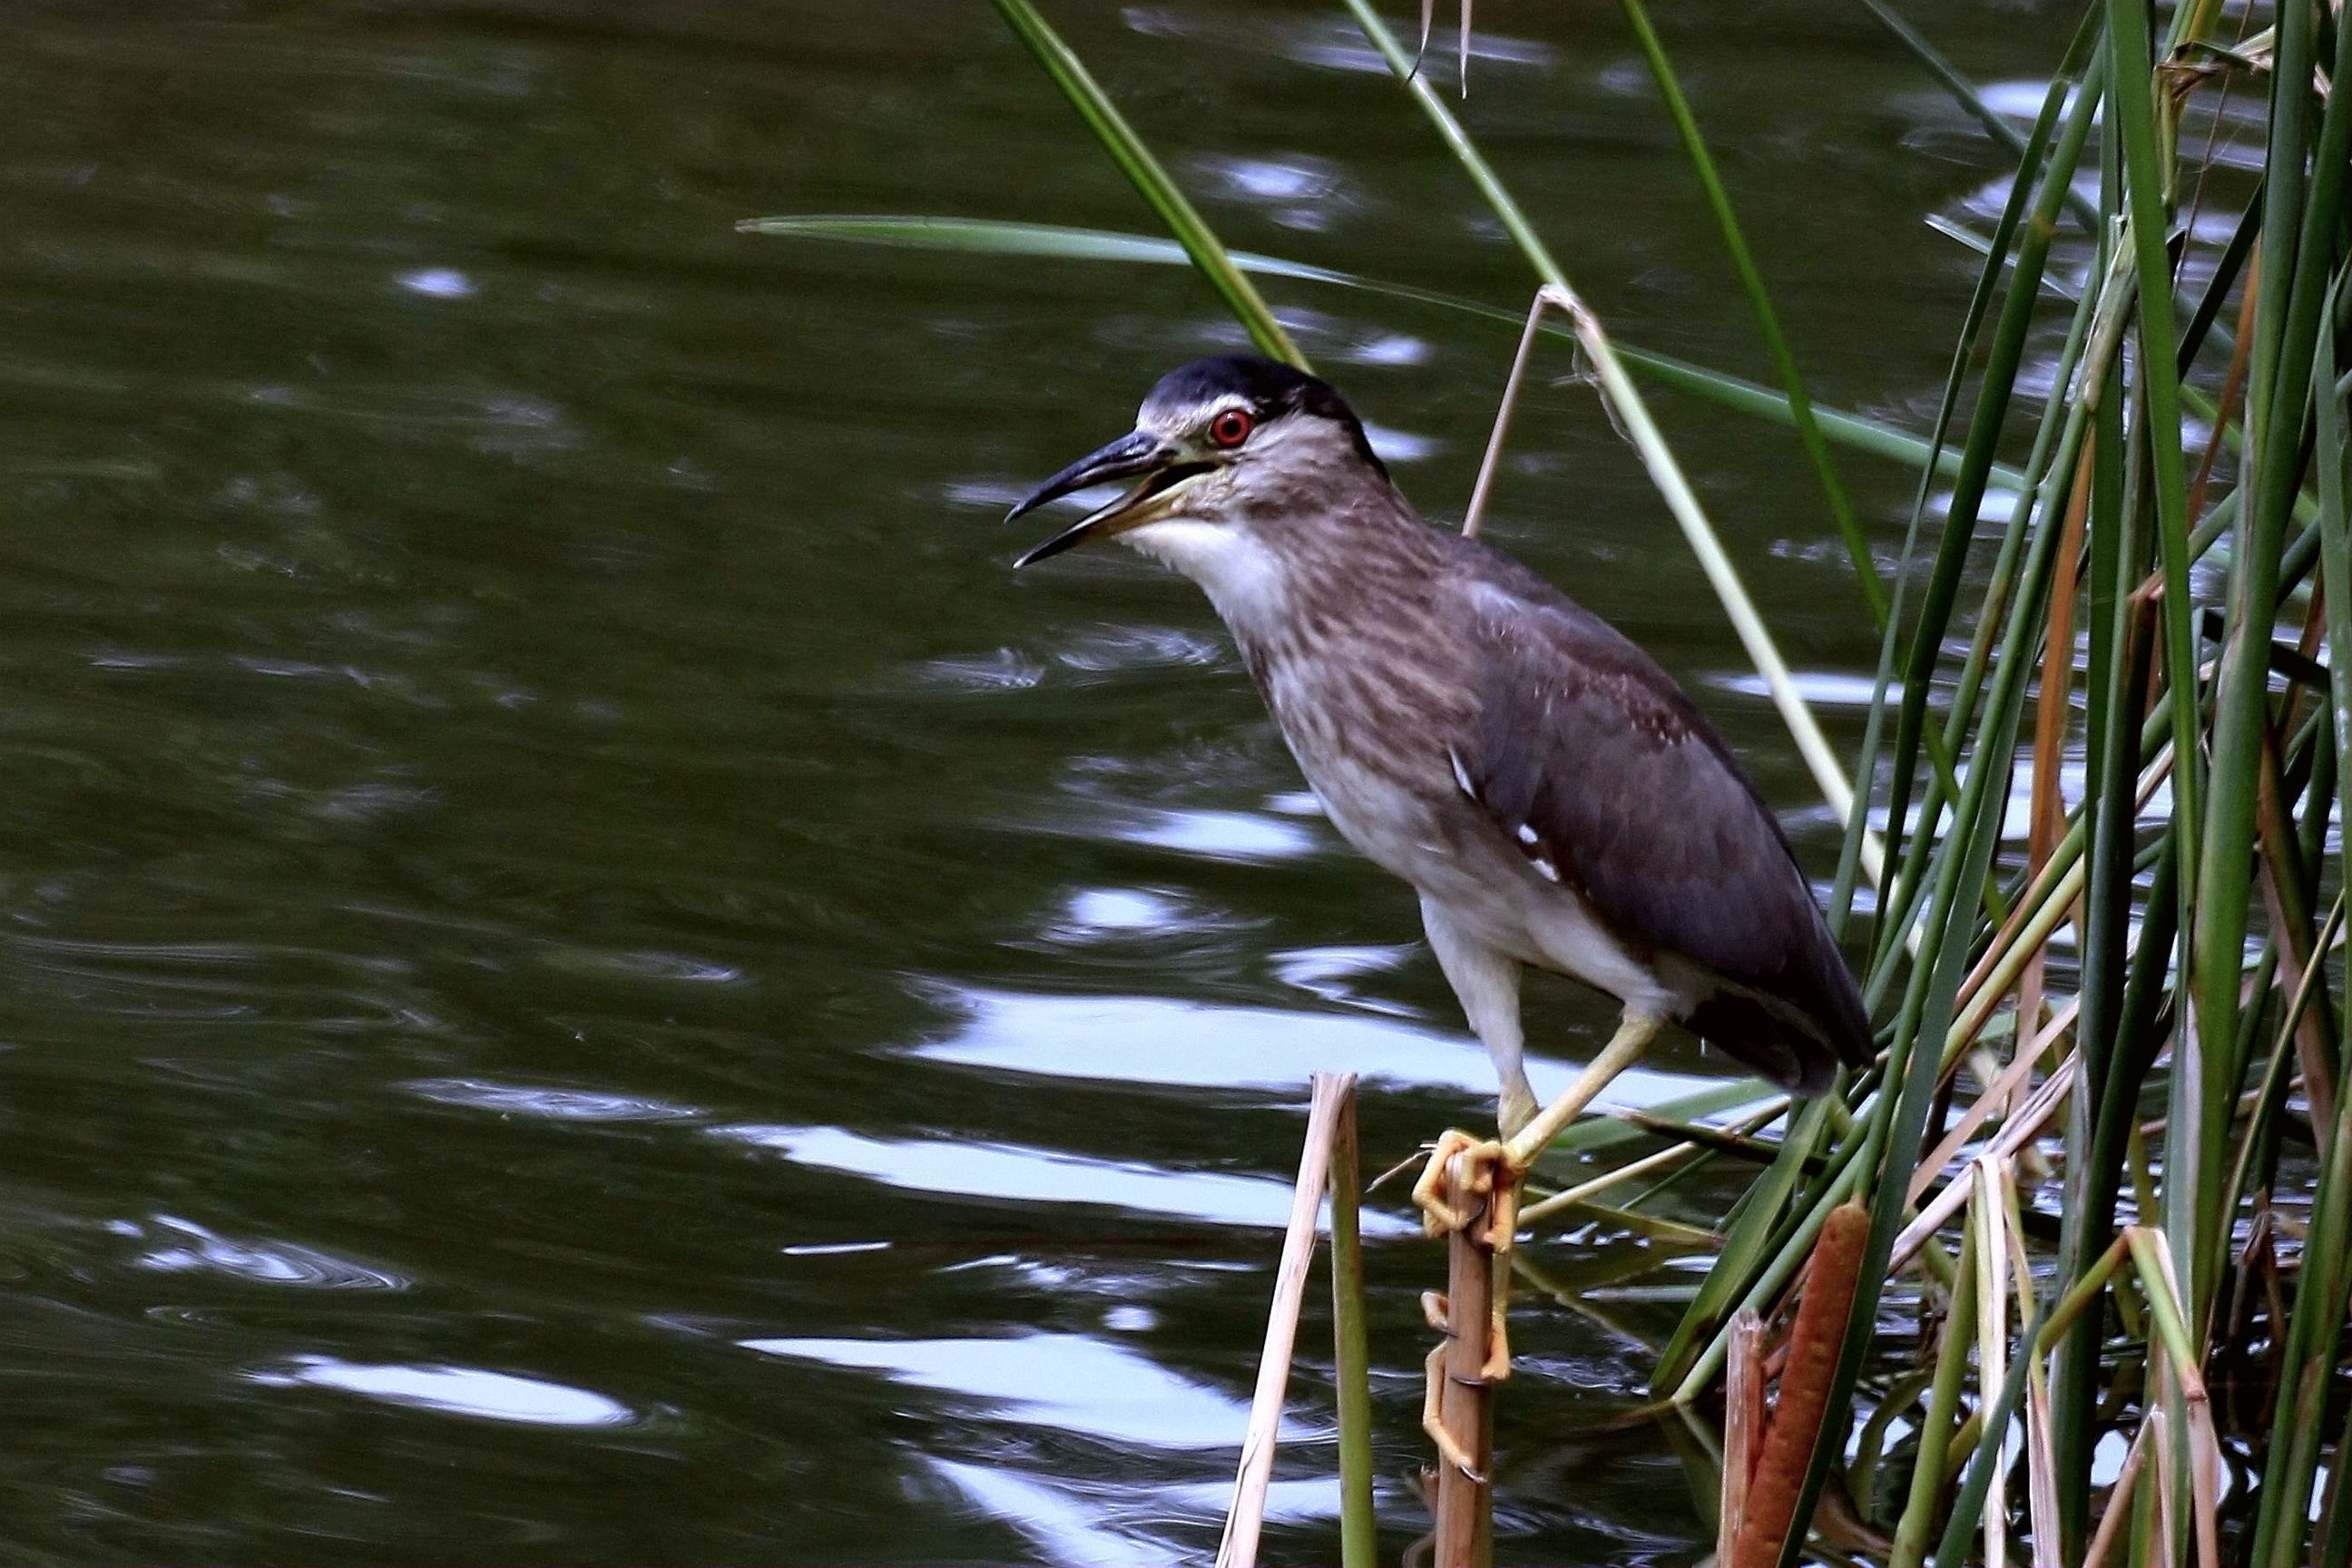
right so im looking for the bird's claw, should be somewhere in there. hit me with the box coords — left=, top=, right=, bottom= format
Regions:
left=1410, top=1129, right=1524, bottom=1250
left=1420, top=1342, right=1487, bottom=1481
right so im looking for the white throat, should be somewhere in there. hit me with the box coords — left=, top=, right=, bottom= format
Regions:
left=1118, top=518, right=1289, bottom=643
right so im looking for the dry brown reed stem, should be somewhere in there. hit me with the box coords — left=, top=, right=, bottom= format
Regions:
left=2184, top=241, right=2259, bottom=530
left=1216, top=1073, right=1348, bottom=1568
left=2081, top=1419, right=2152, bottom=1568
left=1718, top=1308, right=1765, bottom=1566
left=1908, top=1004, right=2081, bottom=1209
left=2017, top=442, right=2094, bottom=1078
left=1431, top=1147, right=1497, bottom=1568
left=1728, top=1200, right=1869, bottom=1567
left=2257, top=717, right=2339, bottom=1135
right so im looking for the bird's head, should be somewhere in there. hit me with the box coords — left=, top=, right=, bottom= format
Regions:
left=1006, top=355, right=1389, bottom=568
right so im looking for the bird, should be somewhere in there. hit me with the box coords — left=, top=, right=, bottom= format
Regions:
left=1004, top=354, right=1872, bottom=1216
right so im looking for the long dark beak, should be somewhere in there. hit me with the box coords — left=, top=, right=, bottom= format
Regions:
left=1006, top=428, right=1204, bottom=567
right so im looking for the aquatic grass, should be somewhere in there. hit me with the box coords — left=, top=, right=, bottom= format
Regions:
left=1613, top=0, right=1882, bottom=629
left=780, top=0, right=2352, bottom=1560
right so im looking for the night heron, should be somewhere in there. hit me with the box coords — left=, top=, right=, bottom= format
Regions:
left=1006, top=355, right=1872, bottom=1230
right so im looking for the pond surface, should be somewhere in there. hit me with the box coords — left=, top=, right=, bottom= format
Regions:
left=0, top=2, right=2081, bottom=1561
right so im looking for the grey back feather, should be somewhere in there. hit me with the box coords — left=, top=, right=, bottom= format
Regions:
left=1437, top=536, right=1874, bottom=1086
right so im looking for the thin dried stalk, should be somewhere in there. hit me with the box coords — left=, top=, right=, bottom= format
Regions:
left=1995, top=1163, right=2063, bottom=1568
left=1909, top=1005, right=2082, bottom=1207
left=2017, top=445, right=2095, bottom=1072
left=2081, top=1418, right=2151, bottom=1568
left=1328, top=1076, right=1377, bottom=1568
left=1892, top=1066, right=2074, bottom=1272
left=1517, top=1139, right=1700, bottom=1225
left=1218, top=1075, right=1348, bottom=1568
left=1974, top=1162, right=2013, bottom=1568
left=1463, top=283, right=1884, bottom=885
left=2126, top=1229, right=2220, bottom=1568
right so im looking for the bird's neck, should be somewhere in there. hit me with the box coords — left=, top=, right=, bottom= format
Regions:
left=1120, top=493, right=1442, bottom=659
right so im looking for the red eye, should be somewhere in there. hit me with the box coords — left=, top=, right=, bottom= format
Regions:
left=1208, top=408, right=1255, bottom=448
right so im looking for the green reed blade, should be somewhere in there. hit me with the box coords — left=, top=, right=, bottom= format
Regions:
left=1616, top=0, right=1884, bottom=627
left=988, top=0, right=1306, bottom=368
left=1327, top=1083, right=1377, bottom=1568
left=2102, top=0, right=2204, bottom=1070
left=2255, top=272, right=2352, bottom=1564
left=1818, top=689, right=2024, bottom=1566
left=1888, top=1211, right=1976, bottom=1568
left=2194, top=0, right=2351, bottom=1329
left=1792, top=419, right=2060, bottom=1560
left=1927, top=1315, right=2052, bottom=1563
left=1652, top=1096, right=1832, bottom=1393
left=1858, top=0, right=2102, bottom=235
left=1338, top=0, right=1876, bottom=859
left=1838, top=4, right=2105, bottom=947
left=737, top=215, right=1352, bottom=283
left=1868, top=36, right=2106, bottom=980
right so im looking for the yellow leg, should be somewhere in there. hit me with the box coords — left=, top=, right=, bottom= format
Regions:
left=1409, top=1012, right=1665, bottom=1387
left=1500, top=1013, right=1663, bottom=1168
left=1412, top=1012, right=1664, bottom=1238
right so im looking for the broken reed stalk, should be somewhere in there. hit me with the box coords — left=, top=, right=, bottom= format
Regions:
left=1217, top=1073, right=1351, bottom=1568
left=1727, top=1200, right=1868, bottom=1567
left=1718, top=1307, right=1765, bottom=1565
left=1431, top=1145, right=1498, bottom=1568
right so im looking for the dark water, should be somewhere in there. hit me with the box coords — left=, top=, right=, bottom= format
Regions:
left=0, top=2, right=2079, bottom=1561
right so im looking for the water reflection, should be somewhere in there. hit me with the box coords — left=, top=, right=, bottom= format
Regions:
left=740, top=1331, right=1270, bottom=1447
left=250, top=1357, right=633, bottom=1427
left=710, top=1120, right=1416, bottom=1234
left=915, top=983, right=1755, bottom=1114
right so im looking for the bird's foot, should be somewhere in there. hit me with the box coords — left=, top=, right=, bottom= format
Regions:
left=1409, top=1130, right=1526, bottom=1257
left=1412, top=1129, right=1498, bottom=1238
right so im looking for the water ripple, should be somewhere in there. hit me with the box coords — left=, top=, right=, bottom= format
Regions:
left=405, top=1077, right=704, bottom=1123
left=124, top=1215, right=407, bottom=1291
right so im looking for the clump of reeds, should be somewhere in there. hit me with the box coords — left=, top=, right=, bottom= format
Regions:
left=752, top=0, right=2352, bottom=1561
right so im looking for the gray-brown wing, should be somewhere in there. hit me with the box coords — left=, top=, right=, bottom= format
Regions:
left=1449, top=567, right=1872, bottom=1084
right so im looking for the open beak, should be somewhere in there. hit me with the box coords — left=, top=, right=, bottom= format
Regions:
left=1006, top=428, right=1213, bottom=567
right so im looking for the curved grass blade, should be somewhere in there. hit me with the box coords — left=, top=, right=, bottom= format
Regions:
left=1869, top=40, right=2107, bottom=983
left=988, top=0, right=1305, bottom=368
left=740, top=214, right=2025, bottom=485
